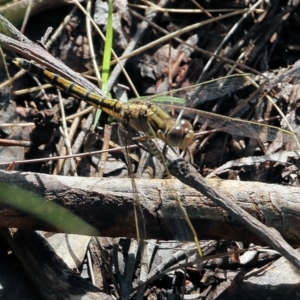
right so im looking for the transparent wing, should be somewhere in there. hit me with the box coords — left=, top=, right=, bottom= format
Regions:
left=142, top=73, right=255, bottom=105
left=134, top=115, right=203, bottom=257
left=187, top=74, right=254, bottom=104
left=139, top=74, right=300, bottom=146
left=117, top=124, right=146, bottom=242
left=160, top=104, right=300, bottom=145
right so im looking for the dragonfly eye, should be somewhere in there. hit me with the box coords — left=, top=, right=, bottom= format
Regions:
left=167, top=119, right=195, bottom=149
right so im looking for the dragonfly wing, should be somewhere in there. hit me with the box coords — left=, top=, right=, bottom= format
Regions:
left=141, top=137, right=202, bottom=256
left=117, top=124, right=146, bottom=242
left=162, top=104, right=300, bottom=145
left=187, top=75, right=254, bottom=106
left=122, top=111, right=202, bottom=256
left=137, top=74, right=255, bottom=107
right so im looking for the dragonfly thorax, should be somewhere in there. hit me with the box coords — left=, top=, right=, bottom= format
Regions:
left=165, top=119, right=195, bottom=149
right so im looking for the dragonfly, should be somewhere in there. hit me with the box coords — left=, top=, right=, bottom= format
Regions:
left=13, top=58, right=300, bottom=146
left=13, top=57, right=201, bottom=252
left=12, top=58, right=300, bottom=256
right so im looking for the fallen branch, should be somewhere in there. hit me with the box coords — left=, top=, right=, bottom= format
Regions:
left=168, top=158, right=300, bottom=270
left=1, top=170, right=300, bottom=247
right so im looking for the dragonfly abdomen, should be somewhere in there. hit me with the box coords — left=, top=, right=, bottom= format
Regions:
left=13, top=58, right=126, bottom=120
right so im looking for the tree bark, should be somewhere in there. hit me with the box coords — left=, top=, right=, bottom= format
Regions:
left=1, top=170, right=300, bottom=246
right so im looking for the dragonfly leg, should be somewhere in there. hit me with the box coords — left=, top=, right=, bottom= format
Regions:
left=132, top=135, right=152, bottom=142
left=180, top=148, right=194, bottom=165
left=156, top=129, right=168, bottom=144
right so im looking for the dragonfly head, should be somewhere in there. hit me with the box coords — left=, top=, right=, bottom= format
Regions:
left=166, top=119, right=195, bottom=150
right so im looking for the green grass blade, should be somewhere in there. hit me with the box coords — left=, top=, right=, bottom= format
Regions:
left=93, top=0, right=113, bottom=129
left=0, top=182, right=99, bottom=235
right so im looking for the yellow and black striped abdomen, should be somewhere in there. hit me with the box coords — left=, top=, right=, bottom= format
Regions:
left=12, top=58, right=175, bottom=138
left=13, top=58, right=126, bottom=120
